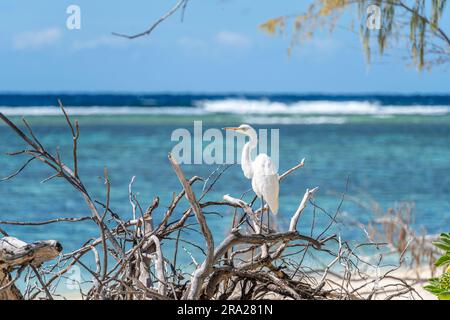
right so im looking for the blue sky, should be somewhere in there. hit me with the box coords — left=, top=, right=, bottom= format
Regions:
left=0, top=0, right=448, bottom=93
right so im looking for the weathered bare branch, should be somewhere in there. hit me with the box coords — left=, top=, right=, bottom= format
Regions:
left=112, top=0, right=189, bottom=39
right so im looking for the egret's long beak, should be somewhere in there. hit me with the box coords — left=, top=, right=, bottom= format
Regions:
left=223, top=127, right=241, bottom=131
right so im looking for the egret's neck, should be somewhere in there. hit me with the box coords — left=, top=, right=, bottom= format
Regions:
left=241, top=129, right=257, bottom=179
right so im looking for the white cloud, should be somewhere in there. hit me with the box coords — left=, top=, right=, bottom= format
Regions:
left=178, top=31, right=252, bottom=55
left=214, top=31, right=251, bottom=49
left=72, top=36, right=128, bottom=50
left=13, top=28, right=62, bottom=50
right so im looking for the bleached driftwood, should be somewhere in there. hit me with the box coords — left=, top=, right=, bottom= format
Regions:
left=0, top=237, right=62, bottom=300
left=0, top=106, right=425, bottom=300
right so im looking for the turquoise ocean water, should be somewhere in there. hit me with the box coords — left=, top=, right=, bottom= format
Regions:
left=0, top=94, right=449, bottom=277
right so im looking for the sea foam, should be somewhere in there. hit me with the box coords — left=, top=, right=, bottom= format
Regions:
left=197, top=99, right=450, bottom=115
left=1, top=98, right=449, bottom=117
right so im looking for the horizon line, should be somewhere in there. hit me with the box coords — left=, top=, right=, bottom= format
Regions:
left=0, top=91, right=449, bottom=97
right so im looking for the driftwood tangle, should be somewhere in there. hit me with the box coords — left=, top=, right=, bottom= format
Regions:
left=0, top=105, right=426, bottom=300
left=0, top=237, right=62, bottom=299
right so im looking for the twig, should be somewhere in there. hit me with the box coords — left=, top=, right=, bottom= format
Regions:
left=112, top=0, right=189, bottom=39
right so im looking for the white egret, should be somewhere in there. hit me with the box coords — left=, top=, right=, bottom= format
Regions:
left=224, top=124, right=279, bottom=231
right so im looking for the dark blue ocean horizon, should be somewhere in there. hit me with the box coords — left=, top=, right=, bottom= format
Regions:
left=0, top=92, right=450, bottom=107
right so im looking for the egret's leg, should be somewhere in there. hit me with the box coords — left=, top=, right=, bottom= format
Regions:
left=267, top=209, right=270, bottom=233
left=260, top=197, right=264, bottom=234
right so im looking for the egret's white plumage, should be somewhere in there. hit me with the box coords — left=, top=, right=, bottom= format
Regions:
left=251, top=154, right=279, bottom=214
left=224, top=124, right=279, bottom=215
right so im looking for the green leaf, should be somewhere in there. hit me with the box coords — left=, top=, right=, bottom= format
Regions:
left=433, top=241, right=450, bottom=252
left=438, top=233, right=450, bottom=244
left=440, top=235, right=450, bottom=244
left=435, top=254, right=450, bottom=267
left=438, top=292, right=450, bottom=300
left=424, top=285, right=441, bottom=294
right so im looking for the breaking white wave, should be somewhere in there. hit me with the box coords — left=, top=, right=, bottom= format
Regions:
left=1, top=99, right=449, bottom=117
left=244, top=116, right=348, bottom=125
left=197, top=99, right=450, bottom=116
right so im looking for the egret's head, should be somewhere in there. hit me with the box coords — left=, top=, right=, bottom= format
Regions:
left=223, top=124, right=253, bottom=135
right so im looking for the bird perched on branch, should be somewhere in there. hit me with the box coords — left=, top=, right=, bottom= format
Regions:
left=224, top=124, right=279, bottom=231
